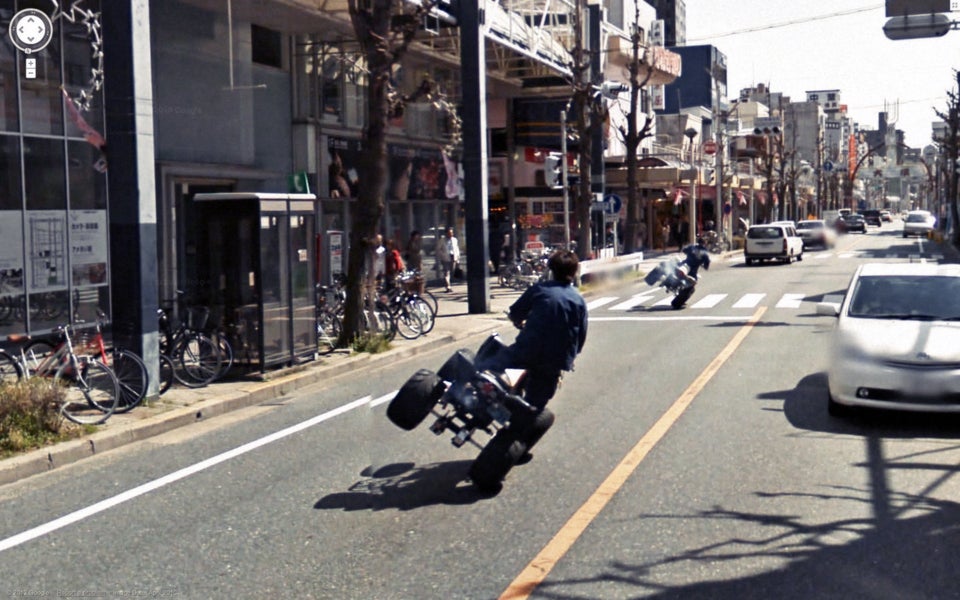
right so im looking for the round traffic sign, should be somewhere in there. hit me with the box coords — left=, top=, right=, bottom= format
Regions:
left=702, top=139, right=718, bottom=155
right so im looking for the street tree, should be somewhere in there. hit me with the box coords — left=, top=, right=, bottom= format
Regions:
left=614, top=8, right=654, bottom=254
left=934, top=81, right=960, bottom=245
left=339, top=0, right=461, bottom=345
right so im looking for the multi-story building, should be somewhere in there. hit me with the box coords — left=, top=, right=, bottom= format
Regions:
left=647, top=0, right=686, bottom=47
left=0, top=0, right=680, bottom=374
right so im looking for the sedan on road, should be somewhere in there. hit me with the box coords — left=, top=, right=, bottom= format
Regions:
left=836, top=213, right=867, bottom=234
left=819, top=263, right=960, bottom=416
left=902, top=210, right=936, bottom=238
left=795, top=219, right=837, bottom=249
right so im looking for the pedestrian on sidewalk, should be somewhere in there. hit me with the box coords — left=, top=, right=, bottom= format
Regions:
left=437, top=226, right=460, bottom=292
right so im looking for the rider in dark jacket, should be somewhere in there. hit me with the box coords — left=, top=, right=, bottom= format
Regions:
left=680, top=238, right=711, bottom=284
left=483, top=249, right=588, bottom=410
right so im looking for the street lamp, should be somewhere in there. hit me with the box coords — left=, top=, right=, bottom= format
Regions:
left=684, top=127, right=698, bottom=244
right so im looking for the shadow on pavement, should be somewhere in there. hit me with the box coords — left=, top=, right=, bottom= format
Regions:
left=313, top=460, right=490, bottom=511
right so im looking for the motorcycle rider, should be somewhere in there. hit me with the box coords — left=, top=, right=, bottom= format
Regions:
left=679, top=237, right=711, bottom=285
left=479, top=248, right=588, bottom=460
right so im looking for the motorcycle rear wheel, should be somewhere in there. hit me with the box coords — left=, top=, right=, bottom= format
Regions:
left=386, top=369, right=444, bottom=430
left=672, top=286, right=694, bottom=309
left=469, top=432, right=527, bottom=494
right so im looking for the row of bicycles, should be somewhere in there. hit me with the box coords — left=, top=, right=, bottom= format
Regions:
left=317, top=271, right=439, bottom=352
left=0, top=271, right=443, bottom=426
left=497, top=251, right=550, bottom=290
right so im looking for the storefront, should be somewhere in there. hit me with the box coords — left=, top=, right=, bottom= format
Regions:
left=0, top=0, right=110, bottom=339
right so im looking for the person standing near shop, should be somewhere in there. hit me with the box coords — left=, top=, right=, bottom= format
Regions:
left=437, top=227, right=460, bottom=292
left=405, top=230, right=423, bottom=273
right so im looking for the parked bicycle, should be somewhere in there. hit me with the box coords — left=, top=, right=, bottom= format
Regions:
left=158, top=294, right=222, bottom=389
left=0, top=323, right=121, bottom=425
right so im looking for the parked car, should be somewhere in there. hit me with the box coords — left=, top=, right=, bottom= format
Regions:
left=902, top=210, right=936, bottom=238
left=836, top=213, right=867, bottom=234
left=744, top=223, right=804, bottom=265
left=880, top=209, right=893, bottom=222
left=860, top=209, right=882, bottom=227
left=818, top=263, right=960, bottom=416
left=795, top=219, right=837, bottom=249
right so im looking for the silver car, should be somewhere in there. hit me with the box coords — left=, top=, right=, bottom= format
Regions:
left=819, top=263, right=960, bottom=416
left=902, top=210, right=936, bottom=238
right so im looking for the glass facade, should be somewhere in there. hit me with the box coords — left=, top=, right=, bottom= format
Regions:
left=0, top=0, right=108, bottom=337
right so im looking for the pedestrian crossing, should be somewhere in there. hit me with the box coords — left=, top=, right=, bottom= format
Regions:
left=588, top=292, right=845, bottom=312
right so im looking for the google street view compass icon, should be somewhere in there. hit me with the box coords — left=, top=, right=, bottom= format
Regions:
left=9, top=8, right=54, bottom=54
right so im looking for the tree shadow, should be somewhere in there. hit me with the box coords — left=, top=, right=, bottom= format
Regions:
left=314, top=460, right=492, bottom=512
left=527, top=372, right=960, bottom=598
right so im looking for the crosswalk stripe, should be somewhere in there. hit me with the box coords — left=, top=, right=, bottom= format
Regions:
left=652, top=295, right=675, bottom=307
left=732, top=293, right=765, bottom=308
left=838, top=252, right=856, bottom=258
left=609, top=293, right=655, bottom=310
left=689, top=293, right=726, bottom=309
left=776, top=293, right=806, bottom=309
left=587, top=297, right=618, bottom=311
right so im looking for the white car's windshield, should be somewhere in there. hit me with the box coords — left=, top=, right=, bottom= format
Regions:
left=848, top=275, right=960, bottom=320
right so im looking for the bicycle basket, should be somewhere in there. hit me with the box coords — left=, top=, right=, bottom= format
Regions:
left=186, top=306, right=210, bottom=331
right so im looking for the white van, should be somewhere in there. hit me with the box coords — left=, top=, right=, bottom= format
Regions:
left=744, top=223, right=804, bottom=265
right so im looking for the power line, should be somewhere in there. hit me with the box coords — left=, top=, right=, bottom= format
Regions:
left=688, top=4, right=884, bottom=42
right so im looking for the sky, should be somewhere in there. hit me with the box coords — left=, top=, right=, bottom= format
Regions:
left=684, top=0, right=960, bottom=149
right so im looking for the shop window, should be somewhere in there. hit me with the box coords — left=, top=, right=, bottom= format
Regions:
left=0, top=18, right=18, bottom=132
left=19, top=16, right=63, bottom=136
left=252, top=24, right=283, bottom=69
left=23, top=137, right=65, bottom=210
left=0, top=135, right=21, bottom=210
left=68, top=141, right=106, bottom=210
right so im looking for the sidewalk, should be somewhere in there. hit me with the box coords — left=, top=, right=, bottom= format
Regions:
left=0, top=277, right=528, bottom=486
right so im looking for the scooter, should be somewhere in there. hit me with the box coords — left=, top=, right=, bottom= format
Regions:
left=385, top=333, right=554, bottom=493
left=643, top=255, right=697, bottom=309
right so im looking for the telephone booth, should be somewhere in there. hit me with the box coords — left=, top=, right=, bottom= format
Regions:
left=192, top=192, right=317, bottom=371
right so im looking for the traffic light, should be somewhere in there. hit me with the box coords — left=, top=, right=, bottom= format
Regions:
left=544, top=152, right=563, bottom=189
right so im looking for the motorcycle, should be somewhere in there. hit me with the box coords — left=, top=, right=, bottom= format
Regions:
left=385, top=333, right=554, bottom=493
left=643, top=255, right=697, bottom=309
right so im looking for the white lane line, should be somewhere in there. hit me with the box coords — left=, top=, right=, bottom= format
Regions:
left=0, top=395, right=375, bottom=554
left=608, top=293, right=655, bottom=311
left=652, top=296, right=675, bottom=307
left=733, top=293, right=765, bottom=308
left=591, top=316, right=752, bottom=322
left=369, top=391, right=398, bottom=408
left=689, top=294, right=726, bottom=309
left=814, top=253, right=833, bottom=260
left=776, top=293, right=807, bottom=309
left=838, top=252, right=856, bottom=259
left=586, top=297, right=618, bottom=311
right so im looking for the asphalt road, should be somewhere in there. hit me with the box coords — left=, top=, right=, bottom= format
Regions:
left=3, top=222, right=960, bottom=599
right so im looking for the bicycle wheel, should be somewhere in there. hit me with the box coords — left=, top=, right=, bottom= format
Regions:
left=173, top=334, right=221, bottom=388
left=0, top=350, right=22, bottom=384
left=420, top=288, right=439, bottom=315
left=394, top=307, right=423, bottom=340
left=110, top=348, right=149, bottom=413
left=408, top=297, right=435, bottom=334
left=55, top=358, right=120, bottom=425
left=23, top=339, right=57, bottom=376
left=212, top=332, right=234, bottom=380
left=317, top=310, right=341, bottom=354
left=158, top=353, right=174, bottom=395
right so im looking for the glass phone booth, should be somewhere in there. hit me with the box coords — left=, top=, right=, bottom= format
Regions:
left=192, top=192, right=317, bottom=371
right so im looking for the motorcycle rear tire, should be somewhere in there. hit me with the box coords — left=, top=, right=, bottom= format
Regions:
left=386, top=369, right=445, bottom=430
left=672, top=287, right=694, bottom=309
left=469, top=431, right=527, bottom=494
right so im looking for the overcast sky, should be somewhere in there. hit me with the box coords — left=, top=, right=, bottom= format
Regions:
left=684, top=0, right=960, bottom=149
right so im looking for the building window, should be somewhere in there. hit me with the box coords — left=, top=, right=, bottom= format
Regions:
left=251, top=24, right=283, bottom=69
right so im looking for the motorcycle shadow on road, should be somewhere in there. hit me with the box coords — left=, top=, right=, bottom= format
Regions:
left=772, top=371, right=960, bottom=437
left=314, top=460, right=491, bottom=511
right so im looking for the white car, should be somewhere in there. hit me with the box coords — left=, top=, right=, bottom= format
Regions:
left=795, top=219, right=837, bottom=249
left=744, top=223, right=804, bottom=265
left=902, top=210, right=936, bottom=238
left=818, top=263, right=960, bottom=416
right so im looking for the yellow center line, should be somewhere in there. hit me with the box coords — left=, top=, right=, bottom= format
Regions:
left=499, top=307, right=767, bottom=600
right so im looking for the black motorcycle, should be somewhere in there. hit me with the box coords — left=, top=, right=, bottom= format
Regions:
left=644, top=255, right=697, bottom=309
left=385, top=333, right=554, bottom=493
